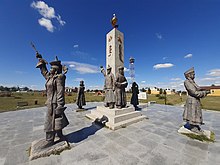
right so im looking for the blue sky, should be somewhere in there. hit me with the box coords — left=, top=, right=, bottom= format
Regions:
left=0, top=0, right=220, bottom=90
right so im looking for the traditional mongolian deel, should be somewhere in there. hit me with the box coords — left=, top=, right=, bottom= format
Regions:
left=100, top=65, right=115, bottom=109
left=130, top=82, right=139, bottom=110
left=115, top=66, right=128, bottom=109
left=76, top=81, right=86, bottom=109
left=183, top=67, right=210, bottom=133
left=36, top=54, right=69, bottom=147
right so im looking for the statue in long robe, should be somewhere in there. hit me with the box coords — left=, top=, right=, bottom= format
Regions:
left=183, top=67, right=210, bottom=133
left=100, top=65, right=115, bottom=109
left=36, top=54, right=69, bottom=147
left=115, top=66, right=128, bottom=109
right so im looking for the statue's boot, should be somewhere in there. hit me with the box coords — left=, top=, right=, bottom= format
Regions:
left=109, top=103, right=114, bottom=109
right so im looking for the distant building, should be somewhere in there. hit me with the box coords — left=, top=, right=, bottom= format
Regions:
left=164, top=88, right=175, bottom=95
left=65, top=87, right=73, bottom=93
left=150, top=87, right=160, bottom=95
left=200, top=86, right=220, bottom=96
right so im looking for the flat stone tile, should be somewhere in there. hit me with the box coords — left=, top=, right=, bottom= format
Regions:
left=4, top=143, right=30, bottom=165
left=113, top=135, right=134, bottom=148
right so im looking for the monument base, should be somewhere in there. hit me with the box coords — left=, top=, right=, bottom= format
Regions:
left=178, top=126, right=214, bottom=142
left=29, top=138, right=70, bottom=161
left=86, top=105, right=147, bottom=130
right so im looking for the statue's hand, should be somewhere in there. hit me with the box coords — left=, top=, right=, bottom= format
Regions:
left=206, top=90, right=211, bottom=94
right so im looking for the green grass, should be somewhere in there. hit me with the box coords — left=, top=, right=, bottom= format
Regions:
left=0, top=92, right=220, bottom=113
left=181, top=131, right=215, bottom=143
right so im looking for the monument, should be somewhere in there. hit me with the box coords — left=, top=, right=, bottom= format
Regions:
left=86, top=14, right=147, bottom=130
left=106, top=14, right=124, bottom=76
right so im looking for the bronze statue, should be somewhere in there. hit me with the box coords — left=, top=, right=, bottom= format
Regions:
left=100, top=65, right=115, bottom=109
left=183, top=67, right=210, bottom=133
left=35, top=52, right=69, bottom=147
left=76, top=80, right=86, bottom=109
left=130, top=82, right=139, bottom=110
left=115, top=66, right=128, bottom=109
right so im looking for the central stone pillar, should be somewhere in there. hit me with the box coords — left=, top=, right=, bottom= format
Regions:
left=86, top=14, right=147, bottom=130
left=106, top=28, right=124, bottom=76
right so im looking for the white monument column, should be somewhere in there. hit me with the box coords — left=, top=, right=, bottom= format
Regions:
left=106, top=14, right=124, bottom=76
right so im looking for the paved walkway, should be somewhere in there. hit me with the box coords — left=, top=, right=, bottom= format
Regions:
left=0, top=103, right=219, bottom=165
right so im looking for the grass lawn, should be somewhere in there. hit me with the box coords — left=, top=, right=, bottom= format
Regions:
left=0, top=92, right=219, bottom=113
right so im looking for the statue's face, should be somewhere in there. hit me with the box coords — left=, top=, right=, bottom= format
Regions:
left=119, top=69, right=124, bottom=75
left=50, top=67, right=56, bottom=75
left=187, top=72, right=195, bottom=80
left=107, top=69, right=111, bottom=74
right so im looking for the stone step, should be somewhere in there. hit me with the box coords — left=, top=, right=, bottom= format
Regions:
left=112, top=111, right=142, bottom=124
left=96, top=106, right=135, bottom=115
left=105, top=115, right=147, bottom=130
left=89, top=110, right=143, bottom=124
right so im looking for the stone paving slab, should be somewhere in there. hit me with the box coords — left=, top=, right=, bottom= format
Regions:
left=0, top=102, right=220, bottom=165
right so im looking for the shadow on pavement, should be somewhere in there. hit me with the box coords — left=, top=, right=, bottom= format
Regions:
left=65, top=122, right=104, bottom=144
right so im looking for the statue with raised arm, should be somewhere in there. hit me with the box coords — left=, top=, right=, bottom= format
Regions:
left=100, top=65, right=115, bottom=109
left=76, top=80, right=86, bottom=109
left=35, top=52, right=69, bottom=148
left=115, top=66, right=128, bottom=109
left=183, top=67, right=210, bottom=134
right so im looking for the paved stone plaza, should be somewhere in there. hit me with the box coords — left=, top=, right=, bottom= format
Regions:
left=0, top=103, right=219, bottom=165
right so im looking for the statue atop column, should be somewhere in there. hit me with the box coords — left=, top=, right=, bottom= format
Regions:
left=183, top=67, right=210, bottom=134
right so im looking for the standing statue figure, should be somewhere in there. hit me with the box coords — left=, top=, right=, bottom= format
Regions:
left=183, top=67, right=210, bottom=133
left=115, top=66, right=128, bottom=109
left=76, top=80, right=86, bottom=109
left=36, top=53, right=69, bottom=147
left=130, top=82, right=140, bottom=110
left=100, top=65, right=115, bottom=109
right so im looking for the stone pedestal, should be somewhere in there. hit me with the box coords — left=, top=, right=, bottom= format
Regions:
left=86, top=105, right=147, bottom=130
left=29, top=139, right=70, bottom=160
left=106, top=28, right=124, bottom=76
left=178, top=126, right=212, bottom=139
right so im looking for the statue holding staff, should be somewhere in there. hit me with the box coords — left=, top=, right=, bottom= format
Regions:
left=34, top=45, right=69, bottom=147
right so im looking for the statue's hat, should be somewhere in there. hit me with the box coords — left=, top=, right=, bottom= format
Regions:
left=184, top=67, right=194, bottom=76
left=107, top=65, right=112, bottom=70
left=50, top=56, right=61, bottom=68
left=118, top=66, right=124, bottom=70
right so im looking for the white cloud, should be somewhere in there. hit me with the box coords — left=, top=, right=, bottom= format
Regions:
left=162, top=57, right=167, bottom=60
left=38, top=18, right=54, bottom=32
left=56, top=14, right=66, bottom=26
left=156, top=33, right=163, bottom=40
left=171, top=78, right=182, bottom=81
left=141, top=81, right=146, bottom=83
left=63, top=61, right=99, bottom=74
left=153, top=63, right=174, bottom=69
left=31, top=1, right=65, bottom=32
left=207, top=69, right=220, bottom=77
left=31, top=1, right=55, bottom=19
left=124, top=67, right=130, bottom=72
left=184, top=53, right=192, bottom=58
left=73, top=44, right=79, bottom=48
